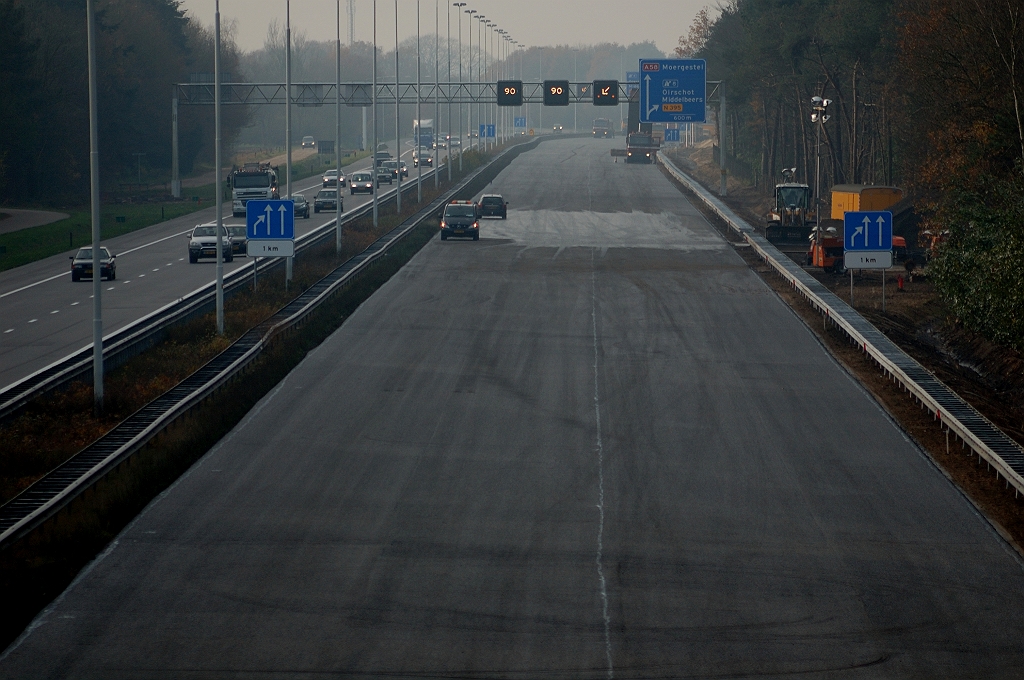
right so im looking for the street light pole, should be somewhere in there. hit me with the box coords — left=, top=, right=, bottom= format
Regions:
left=372, top=0, right=378, bottom=227
left=215, top=0, right=225, bottom=331
left=811, top=96, right=832, bottom=220
left=336, top=0, right=343, bottom=254
left=416, top=0, right=422, bottom=203
left=446, top=1, right=452, bottom=182
left=466, top=9, right=476, bottom=152
left=394, top=0, right=401, bottom=215
left=285, top=0, right=293, bottom=285
left=453, top=2, right=465, bottom=172
left=434, top=0, right=439, bottom=189
left=86, top=0, right=104, bottom=412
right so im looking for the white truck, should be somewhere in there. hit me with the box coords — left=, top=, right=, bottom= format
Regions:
left=231, top=162, right=279, bottom=217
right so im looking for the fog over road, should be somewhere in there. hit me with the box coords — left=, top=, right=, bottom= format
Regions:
left=3, top=138, right=1023, bottom=678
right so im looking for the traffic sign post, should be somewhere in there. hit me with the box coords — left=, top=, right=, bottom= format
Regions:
left=246, top=199, right=295, bottom=258
left=843, top=210, right=894, bottom=311
left=639, top=59, right=706, bottom=124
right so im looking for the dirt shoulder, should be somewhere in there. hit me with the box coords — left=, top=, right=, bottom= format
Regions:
left=661, top=147, right=1024, bottom=554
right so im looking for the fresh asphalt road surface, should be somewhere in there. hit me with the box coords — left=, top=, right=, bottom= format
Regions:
left=3, top=139, right=1024, bottom=678
left=0, top=149, right=429, bottom=392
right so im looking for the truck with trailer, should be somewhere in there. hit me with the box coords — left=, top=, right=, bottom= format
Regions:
left=230, top=162, right=279, bottom=217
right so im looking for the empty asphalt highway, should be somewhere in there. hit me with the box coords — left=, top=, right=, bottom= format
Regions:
left=2, top=138, right=1023, bottom=678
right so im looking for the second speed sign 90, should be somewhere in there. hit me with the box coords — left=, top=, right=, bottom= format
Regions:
left=543, top=80, right=570, bottom=106
left=497, top=80, right=523, bottom=106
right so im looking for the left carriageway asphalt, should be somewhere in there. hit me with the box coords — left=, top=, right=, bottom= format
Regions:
left=0, top=150, right=432, bottom=392
left=2, top=138, right=1024, bottom=677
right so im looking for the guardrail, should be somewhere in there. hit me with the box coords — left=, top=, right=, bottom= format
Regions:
left=0, top=169, right=440, bottom=423
left=658, top=151, right=1024, bottom=498
left=0, top=138, right=542, bottom=550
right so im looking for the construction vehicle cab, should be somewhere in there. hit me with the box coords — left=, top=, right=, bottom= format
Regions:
left=765, top=169, right=815, bottom=244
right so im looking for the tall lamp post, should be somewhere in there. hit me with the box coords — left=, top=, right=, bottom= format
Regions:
left=372, top=0, right=378, bottom=227
left=453, top=2, right=466, bottom=171
left=336, top=0, right=343, bottom=253
left=811, top=96, right=832, bottom=220
left=394, top=0, right=401, bottom=215
left=215, top=0, right=225, bottom=330
left=416, top=0, right=422, bottom=203
left=477, top=15, right=486, bottom=149
left=465, top=8, right=477, bottom=152
left=434, top=0, right=439, bottom=188
left=284, top=0, right=293, bottom=286
left=446, top=0, right=452, bottom=181
left=86, top=0, right=103, bottom=411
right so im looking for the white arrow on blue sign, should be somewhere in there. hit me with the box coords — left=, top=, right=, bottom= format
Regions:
left=639, top=59, right=706, bottom=124
left=843, top=211, right=892, bottom=251
left=486, top=124, right=496, bottom=138
left=514, top=116, right=526, bottom=128
left=246, top=199, right=294, bottom=240
left=664, top=128, right=680, bottom=143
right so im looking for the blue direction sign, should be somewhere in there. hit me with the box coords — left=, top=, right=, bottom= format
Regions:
left=664, top=128, right=680, bottom=143
left=843, top=211, right=892, bottom=251
left=639, top=59, right=706, bottom=124
left=246, top=199, right=294, bottom=240
left=479, top=124, right=487, bottom=139
left=486, top=123, right=496, bottom=138
left=514, top=116, right=526, bottom=128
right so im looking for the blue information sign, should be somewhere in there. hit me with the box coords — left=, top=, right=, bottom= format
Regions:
left=843, top=211, right=893, bottom=251
left=246, top=199, right=294, bottom=240
left=639, top=59, right=706, bottom=124
left=486, top=124, right=496, bottom=138
left=664, top=128, right=680, bottom=143
left=514, top=116, right=526, bottom=128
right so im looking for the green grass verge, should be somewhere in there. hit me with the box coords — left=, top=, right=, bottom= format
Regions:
left=0, top=151, right=374, bottom=274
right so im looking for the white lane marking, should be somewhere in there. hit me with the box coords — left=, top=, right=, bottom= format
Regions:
left=28, top=319, right=37, bottom=324
left=4, top=329, right=12, bottom=333
left=138, top=274, right=145, bottom=277
left=152, top=268, right=159, bottom=271
left=107, top=287, right=115, bottom=291
left=50, top=310, right=59, bottom=315
left=0, top=228, right=192, bottom=300
left=70, top=302, right=79, bottom=306
left=166, top=263, right=173, bottom=266
left=591, top=249, right=613, bottom=679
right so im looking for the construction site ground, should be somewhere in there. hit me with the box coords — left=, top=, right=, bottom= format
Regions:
left=664, top=143, right=1024, bottom=553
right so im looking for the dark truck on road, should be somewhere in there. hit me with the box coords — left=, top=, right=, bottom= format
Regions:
left=592, top=118, right=614, bottom=138
left=625, top=133, right=660, bottom=163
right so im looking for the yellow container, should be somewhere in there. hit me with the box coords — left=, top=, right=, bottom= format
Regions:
left=830, top=184, right=903, bottom=220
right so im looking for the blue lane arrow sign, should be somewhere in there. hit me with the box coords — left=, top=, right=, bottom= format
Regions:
left=246, top=199, right=294, bottom=240
left=843, top=211, right=892, bottom=251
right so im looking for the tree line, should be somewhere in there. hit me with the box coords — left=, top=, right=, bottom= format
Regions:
left=684, top=0, right=1024, bottom=350
left=0, top=0, right=246, bottom=204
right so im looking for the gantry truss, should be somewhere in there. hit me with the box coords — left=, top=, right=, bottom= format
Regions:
left=174, top=82, right=630, bottom=106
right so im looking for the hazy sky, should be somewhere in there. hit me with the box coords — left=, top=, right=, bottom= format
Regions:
left=178, top=1, right=710, bottom=55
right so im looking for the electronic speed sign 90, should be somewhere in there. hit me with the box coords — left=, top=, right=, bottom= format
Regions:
left=543, top=80, right=570, bottom=106
left=593, top=80, right=619, bottom=106
left=496, top=80, right=523, bottom=107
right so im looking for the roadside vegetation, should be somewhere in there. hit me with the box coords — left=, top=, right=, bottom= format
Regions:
left=683, top=0, right=1024, bottom=351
